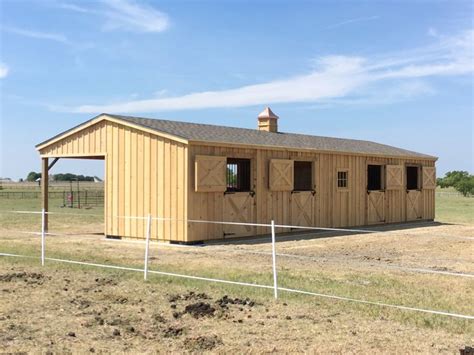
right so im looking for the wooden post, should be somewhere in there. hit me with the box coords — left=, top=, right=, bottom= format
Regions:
left=41, top=157, right=49, bottom=231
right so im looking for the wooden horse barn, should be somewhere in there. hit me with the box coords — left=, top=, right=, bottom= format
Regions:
left=36, top=107, right=437, bottom=243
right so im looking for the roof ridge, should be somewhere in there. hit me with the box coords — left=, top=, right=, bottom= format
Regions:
left=101, top=113, right=436, bottom=160
left=106, top=113, right=386, bottom=145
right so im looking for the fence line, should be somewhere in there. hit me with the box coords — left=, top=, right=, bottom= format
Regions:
left=270, top=220, right=278, bottom=299
left=0, top=251, right=472, bottom=320
left=8, top=228, right=473, bottom=278
left=1, top=209, right=473, bottom=320
left=143, top=214, right=152, bottom=281
left=244, top=250, right=474, bottom=278
left=116, top=215, right=378, bottom=234
left=4, top=210, right=103, bottom=217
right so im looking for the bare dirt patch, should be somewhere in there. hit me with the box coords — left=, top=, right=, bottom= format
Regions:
left=184, top=334, right=223, bottom=351
left=0, top=271, right=46, bottom=284
left=0, top=222, right=473, bottom=352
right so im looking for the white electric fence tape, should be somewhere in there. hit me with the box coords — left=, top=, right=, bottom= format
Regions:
left=0, top=252, right=472, bottom=320
left=2, top=210, right=473, bottom=320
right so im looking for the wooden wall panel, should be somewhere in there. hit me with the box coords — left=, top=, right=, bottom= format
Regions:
left=195, top=155, right=227, bottom=192
left=40, top=120, right=187, bottom=241
left=187, top=143, right=436, bottom=242
left=39, top=121, right=108, bottom=157
left=38, top=118, right=435, bottom=242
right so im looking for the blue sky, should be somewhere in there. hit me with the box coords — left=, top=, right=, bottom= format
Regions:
left=1, top=0, right=473, bottom=180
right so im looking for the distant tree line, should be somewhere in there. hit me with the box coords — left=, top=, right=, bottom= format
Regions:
left=437, top=171, right=474, bottom=197
left=26, top=172, right=95, bottom=182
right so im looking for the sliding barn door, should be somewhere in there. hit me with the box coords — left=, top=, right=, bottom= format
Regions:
left=367, top=191, right=385, bottom=224
left=223, top=192, right=256, bottom=238
left=290, top=191, right=315, bottom=227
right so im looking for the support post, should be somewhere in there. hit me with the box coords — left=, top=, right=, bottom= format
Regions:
left=41, top=208, right=46, bottom=266
left=271, top=219, right=278, bottom=299
left=41, top=157, right=49, bottom=231
left=144, top=214, right=152, bottom=280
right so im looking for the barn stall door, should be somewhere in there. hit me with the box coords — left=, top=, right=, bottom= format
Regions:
left=406, top=190, right=422, bottom=220
left=291, top=191, right=315, bottom=227
left=422, top=167, right=436, bottom=189
left=367, top=191, right=385, bottom=224
left=223, top=192, right=255, bottom=238
left=269, top=159, right=294, bottom=191
left=194, top=155, right=227, bottom=192
left=386, top=165, right=403, bottom=190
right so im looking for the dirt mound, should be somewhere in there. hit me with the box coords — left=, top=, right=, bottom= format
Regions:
left=94, top=277, right=117, bottom=286
left=70, top=297, right=92, bottom=310
left=183, top=302, right=216, bottom=319
left=184, top=335, right=222, bottom=351
left=152, top=314, right=167, bottom=324
left=0, top=272, right=45, bottom=284
left=168, top=291, right=210, bottom=303
left=216, top=295, right=255, bottom=308
left=163, top=326, right=184, bottom=338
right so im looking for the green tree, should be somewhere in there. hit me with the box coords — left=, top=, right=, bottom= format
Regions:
left=227, top=167, right=237, bottom=187
left=26, top=171, right=41, bottom=182
left=53, top=173, right=94, bottom=182
left=437, top=171, right=469, bottom=188
left=454, top=175, right=474, bottom=197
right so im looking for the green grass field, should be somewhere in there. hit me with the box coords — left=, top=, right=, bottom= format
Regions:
left=0, top=191, right=473, bottom=352
left=436, top=191, right=474, bottom=224
left=0, top=188, right=472, bottom=224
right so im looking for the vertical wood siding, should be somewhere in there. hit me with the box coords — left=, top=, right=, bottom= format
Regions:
left=39, top=120, right=188, bottom=241
left=38, top=120, right=435, bottom=243
left=187, top=143, right=435, bottom=242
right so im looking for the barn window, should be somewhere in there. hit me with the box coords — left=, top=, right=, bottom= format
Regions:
left=367, top=165, right=383, bottom=191
left=337, top=170, right=348, bottom=188
left=406, top=166, right=419, bottom=190
left=226, top=158, right=251, bottom=192
left=293, top=161, right=312, bottom=191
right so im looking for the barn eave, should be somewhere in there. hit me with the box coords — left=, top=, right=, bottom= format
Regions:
left=187, top=140, right=438, bottom=161
left=35, top=113, right=189, bottom=153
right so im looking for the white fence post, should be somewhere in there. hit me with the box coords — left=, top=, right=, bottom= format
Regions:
left=271, top=219, right=278, bottom=299
left=41, top=208, right=46, bottom=266
left=144, top=214, right=152, bottom=280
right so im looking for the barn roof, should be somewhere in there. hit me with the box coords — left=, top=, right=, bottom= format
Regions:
left=108, top=114, right=436, bottom=159
left=36, top=113, right=436, bottom=159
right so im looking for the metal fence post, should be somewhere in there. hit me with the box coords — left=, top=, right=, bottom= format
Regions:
left=271, top=219, right=278, bottom=299
left=41, top=208, right=46, bottom=266
left=144, top=214, right=152, bottom=280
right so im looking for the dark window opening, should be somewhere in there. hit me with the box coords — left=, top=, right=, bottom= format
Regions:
left=406, top=166, right=419, bottom=190
left=367, top=165, right=382, bottom=191
left=294, top=161, right=313, bottom=191
left=226, top=158, right=251, bottom=192
left=337, top=171, right=348, bottom=188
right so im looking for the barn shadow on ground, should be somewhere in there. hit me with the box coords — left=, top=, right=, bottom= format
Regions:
left=203, top=220, right=453, bottom=246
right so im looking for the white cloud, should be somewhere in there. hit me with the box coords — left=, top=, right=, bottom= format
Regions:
left=314, top=80, right=436, bottom=107
left=69, top=30, right=474, bottom=114
left=326, top=16, right=380, bottom=29
left=0, top=63, right=9, bottom=78
left=428, top=27, right=438, bottom=37
left=101, top=0, right=169, bottom=33
left=58, top=3, right=92, bottom=13
left=59, top=0, right=169, bottom=33
left=2, top=26, right=69, bottom=44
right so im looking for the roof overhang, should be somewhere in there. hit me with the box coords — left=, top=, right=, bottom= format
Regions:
left=36, top=114, right=437, bottom=162
left=36, top=114, right=189, bottom=152
left=187, top=139, right=438, bottom=161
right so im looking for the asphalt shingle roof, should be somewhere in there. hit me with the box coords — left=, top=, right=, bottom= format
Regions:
left=108, top=114, right=435, bottom=159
